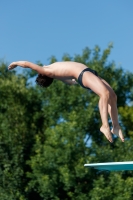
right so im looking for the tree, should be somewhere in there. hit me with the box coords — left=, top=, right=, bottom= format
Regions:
left=26, top=46, right=133, bottom=199
left=0, top=45, right=133, bottom=200
left=0, top=62, right=45, bottom=199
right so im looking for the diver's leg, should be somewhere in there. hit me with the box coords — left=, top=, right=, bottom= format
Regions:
left=100, top=78, right=124, bottom=142
left=82, top=72, right=113, bottom=142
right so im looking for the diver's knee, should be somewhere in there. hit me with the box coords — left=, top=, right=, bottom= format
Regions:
left=100, top=89, right=110, bottom=101
left=110, top=90, right=117, bottom=102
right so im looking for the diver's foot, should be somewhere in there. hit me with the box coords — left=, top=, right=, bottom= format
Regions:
left=100, top=125, right=113, bottom=143
left=111, top=126, right=124, bottom=142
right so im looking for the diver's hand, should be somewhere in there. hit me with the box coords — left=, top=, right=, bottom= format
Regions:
left=8, top=61, right=29, bottom=70
left=8, top=62, right=18, bottom=70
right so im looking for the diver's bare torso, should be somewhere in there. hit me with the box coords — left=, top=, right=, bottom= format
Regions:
left=44, top=61, right=87, bottom=79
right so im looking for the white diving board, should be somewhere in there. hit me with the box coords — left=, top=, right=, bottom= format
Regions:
left=84, top=161, right=133, bottom=171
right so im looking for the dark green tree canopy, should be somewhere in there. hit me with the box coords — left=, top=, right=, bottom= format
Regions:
left=0, top=45, right=133, bottom=200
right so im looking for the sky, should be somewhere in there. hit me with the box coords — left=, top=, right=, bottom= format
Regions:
left=0, top=0, right=133, bottom=72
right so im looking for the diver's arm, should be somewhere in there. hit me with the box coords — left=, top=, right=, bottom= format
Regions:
left=60, top=78, right=78, bottom=85
left=8, top=61, right=46, bottom=75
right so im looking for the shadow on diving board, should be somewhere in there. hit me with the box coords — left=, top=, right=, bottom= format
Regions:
left=84, top=161, right=133, bottom=171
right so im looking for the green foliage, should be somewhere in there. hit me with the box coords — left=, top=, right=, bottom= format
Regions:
left=0, top=45, right=133, bottom=199
left=119, top=106, right=133, bottom=137
left=89, top=173, right=133, bottom=200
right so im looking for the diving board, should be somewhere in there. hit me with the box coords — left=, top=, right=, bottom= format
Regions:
left=84, top=161, right=133, bottom=171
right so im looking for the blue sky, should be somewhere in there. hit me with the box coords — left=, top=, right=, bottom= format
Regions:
left=0, top=0, right=133, bottom=72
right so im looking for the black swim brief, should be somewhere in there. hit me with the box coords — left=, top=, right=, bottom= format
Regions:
left=78, top=68, right=98, bottom=89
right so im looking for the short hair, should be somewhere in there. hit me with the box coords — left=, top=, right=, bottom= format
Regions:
left=35, top=74, right=53, bottom=87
